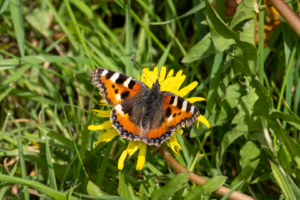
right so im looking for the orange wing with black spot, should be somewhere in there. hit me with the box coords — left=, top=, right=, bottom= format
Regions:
left=110, top=98, right=146, bottom=142
left=162, top=92, right=200, bottom=131
left=141, top=92, right=200, bottom=147
left=92, top=68, right=147, bottom=105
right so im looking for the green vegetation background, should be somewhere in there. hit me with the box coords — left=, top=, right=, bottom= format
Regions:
left=1, top=0, right=300, bottom=199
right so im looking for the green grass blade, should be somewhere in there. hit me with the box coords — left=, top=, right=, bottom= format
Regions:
left=60, top=97, right=89, bottom=179
left=63, top=0, right=94, bottom=69
left=270, top=161, right=296, bottom=199
left=44, top=0, right=79, bottom=51
left=9, top=0, right=24, bottom=58
left=149, top=0, right=210, bottom=25
left=0, top=174, right=78, bottom=200
left=157, top=41, right=173, bottom=71
left=125, top=0, right=137, bottom=77
left=0, top=0, right=10, bottom=13
left=17, top=126, right=29, bottom=200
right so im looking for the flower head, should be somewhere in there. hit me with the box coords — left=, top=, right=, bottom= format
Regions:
left=89, top=67, right=209, bottom=170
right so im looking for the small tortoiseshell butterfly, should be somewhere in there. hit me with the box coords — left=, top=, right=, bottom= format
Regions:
left=92, top=68, right=200, bottom=147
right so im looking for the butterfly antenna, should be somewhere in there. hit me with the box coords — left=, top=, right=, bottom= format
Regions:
left=131, top=59, right=155, bottom=83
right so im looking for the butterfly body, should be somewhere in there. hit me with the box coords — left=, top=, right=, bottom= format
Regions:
left=92, top=68, right=200, bottom=147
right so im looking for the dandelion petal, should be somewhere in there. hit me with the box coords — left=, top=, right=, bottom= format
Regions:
left=92, top=109, right=111, bottom=117
left=178, top=81, right=198, bottom=97
left=88, top=120, right=112, bottom=131
left=127, top=141, right=141, bottom=157
left=136, top=143, right=146, bottom=170
left=167, top=134, right=182, bottom=156
left=186, top=97, right=206, bottom=103
left=97, top=129, right=118, bottom=143
left=118, top=150, right=128, bottom=170
left=197, top=115, right=210, bottom=129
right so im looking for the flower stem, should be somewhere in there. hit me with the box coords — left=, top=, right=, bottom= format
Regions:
left=159, top=146, right=256, bottom=200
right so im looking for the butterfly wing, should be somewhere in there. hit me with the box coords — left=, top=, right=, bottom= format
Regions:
left=92, top=68, right=147, bottom=105
left=141, top=92, right=200, bottom=147
left=110, top=96, right=147, bottom=141
left=163, top=92, right=200, bottom=131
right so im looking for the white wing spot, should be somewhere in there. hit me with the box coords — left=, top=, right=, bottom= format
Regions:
left=124, top=77, right=132, bottom=87
left=182, top=100, right=187, bottom=111
left=114, top=104, right=124, bottom=115
left=110, top=73, right=120, bottom=82
left=172, top=96, right=178, bottom=106
left=116, top=94, right=121, bottom=101
left=102, top=69, right=108, bottom=76
left=191, top=106, right=194, bottom=113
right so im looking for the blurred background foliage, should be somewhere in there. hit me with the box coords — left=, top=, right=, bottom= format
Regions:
left=1, top=0, right=300, bottom=199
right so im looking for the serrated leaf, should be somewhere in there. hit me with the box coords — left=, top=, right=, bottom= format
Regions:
left=204, top=0, right=237, bottom=52
left=184, top=176, right=227, bottom=200
left=150, top=172, right=189, bottom=200
left=182, top=33, right=216, bottom=63
left=240, top=18, right=256, bottom=45
left=240, top=141, right=260, bottom=169
left=232, top=79, right=259, bottom=132
left=270, top=161, right=296, bottom=200
left=204, top=0, right=258, bottom=74
left=230, top=0, right=256, bottom=29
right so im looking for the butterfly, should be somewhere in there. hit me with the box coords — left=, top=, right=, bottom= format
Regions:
left=92, top=68, right=200, bottom=147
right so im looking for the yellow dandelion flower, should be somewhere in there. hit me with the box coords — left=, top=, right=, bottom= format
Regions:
left=89, top=67, right=209, bottom=171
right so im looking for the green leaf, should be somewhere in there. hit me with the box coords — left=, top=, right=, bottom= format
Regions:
left=204, top=0, right=237, bottom=52
left=278, top=135, right=300, bottom=176
left=270, top=110, right=300, bottom=130
left=25, top=8, right=52, bottom=37
left=230, top=0, right=256, bottom=29
left=157, top=41, right=173, bottom=71
left=287, top=176, right=300, bottom=199
left=139, top=177, right=156, bottom=198
left=182, top=33, right=216, bottom=63
left=220, top=180, right=244, bottom=200
left=270, top=161, right=296, bottom=200
left=87, top=181, right=109, bottom=196
left=216, top=130, right=245, bottom=167
left=232, top=79, right=259, bottom=132
left=240, top=141, right=260, bottom=169
left=229, top=159, right=259, bottom=192
left=184, top=176, right=227, bottom=200
left=10, top=0, right=25, bottom=58
left=118, top=172, right=141, bottom=200
left=204, top=0, right=258, bottom=74
left=150, top=172, right=189, bottom=200
left=124, top=0, right=137, bottom=77
left=149, top=0, right=210, bottom=25
left=0, top=0, right=10, bottom=13
left=239, top=18, right=256, bottom=45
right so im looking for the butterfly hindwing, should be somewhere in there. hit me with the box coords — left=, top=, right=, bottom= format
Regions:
left=162, top=92, right=200, bottom=131
left=110, top=95, right=147, bottom=141
left=92, top=68, right=147, bottom=105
